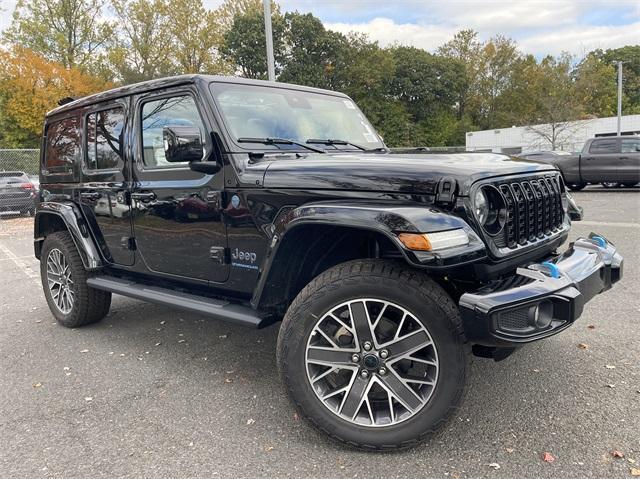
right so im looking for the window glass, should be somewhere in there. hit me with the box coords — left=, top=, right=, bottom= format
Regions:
left=140, top=95, right=206, bottom=168
left=589, top=140, right=617, bottom=154
left=211, top=83, right=384, bottom=150
left=621, top=138, right=640, bottom=153
left=45, top=116, right=80, bottom=171
left=86, top=108, right=125, bottom=170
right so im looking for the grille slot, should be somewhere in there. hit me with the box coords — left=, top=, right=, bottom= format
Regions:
left=493, top=175, right=565, bottom=251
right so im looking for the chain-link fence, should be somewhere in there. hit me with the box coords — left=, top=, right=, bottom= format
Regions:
left=0, top=149, right=40, bottom=217
left=0, top=149, right=40, bottom=176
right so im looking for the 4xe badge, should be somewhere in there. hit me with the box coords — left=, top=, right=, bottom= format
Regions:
left=231, top=248, right=258, bottom=271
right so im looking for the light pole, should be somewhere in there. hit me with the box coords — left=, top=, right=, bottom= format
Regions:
left=616, top=61, right=623, bottom=136
left=263, top=0, right=275, bottom=82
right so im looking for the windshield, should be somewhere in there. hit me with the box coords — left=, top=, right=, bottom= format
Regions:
left=210, top=83, right=385, bottom=151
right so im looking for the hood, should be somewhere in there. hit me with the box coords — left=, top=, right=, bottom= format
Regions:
left=261, top=152, right=558, bottom=196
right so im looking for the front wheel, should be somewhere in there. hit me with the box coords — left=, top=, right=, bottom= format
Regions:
left=277, top=260, right=466, bottom=450
left=602, top=182, right=619, bottom=188
left=567, top=183, right=587, bottom=191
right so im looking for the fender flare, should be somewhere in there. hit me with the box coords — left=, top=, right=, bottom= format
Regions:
left=251, top=201, right=486, bottom=308
left=34, top=202, right=103, bottom=270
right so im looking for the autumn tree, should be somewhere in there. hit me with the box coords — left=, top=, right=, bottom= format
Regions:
left=3, top=0, right=113, bottom=74
left=165, top=0, right=232, bottom=74
left=573, top=53, right=617, bottom=118
left=0, top=47, right=111, bottom=147
left=109, top=0, right=177, bottom=83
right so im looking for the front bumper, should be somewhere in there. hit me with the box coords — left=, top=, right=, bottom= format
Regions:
left=460, top=233, right=623, bottom=347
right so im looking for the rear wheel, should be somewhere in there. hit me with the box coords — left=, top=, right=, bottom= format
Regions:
left=602, top=182, right=619, bottom=188
left=567, top=183, right=587, bottom=191
left=40, top=231, right=111, bottom=327
left=622, top=182, right=638, bottom=188
left=277, top=259, right=466, bottom=450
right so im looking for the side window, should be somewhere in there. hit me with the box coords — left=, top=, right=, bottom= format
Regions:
left=140, top=95, right=206, bottom=168
left=86, top=107, right=125, bottom=170
left=589, top=139, right=617, bottom=154
left=45, top=116, right=80, bottom=172
left=621, top=138, right=640, bottom=153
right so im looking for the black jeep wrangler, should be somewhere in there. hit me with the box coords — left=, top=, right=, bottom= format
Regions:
left=34, top=75, right=623, bottom=449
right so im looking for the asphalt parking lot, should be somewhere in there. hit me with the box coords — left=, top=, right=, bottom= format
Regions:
left=1, top=185, right=638, bottom=478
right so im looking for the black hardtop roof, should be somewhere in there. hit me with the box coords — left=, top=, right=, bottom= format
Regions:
left=46, top=74, right=349, bottom=118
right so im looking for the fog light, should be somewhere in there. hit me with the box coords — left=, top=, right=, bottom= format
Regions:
left=529, top=300, right=553, bottom=329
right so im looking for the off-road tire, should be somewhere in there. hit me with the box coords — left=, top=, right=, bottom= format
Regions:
left=40, top=231, right=111, bottom=327
left=276, top=259, right=467, bottom=450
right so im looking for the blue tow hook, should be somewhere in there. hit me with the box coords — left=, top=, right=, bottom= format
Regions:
left=540, top=261, right=561, bottom=279
left=591, top=235, right=607, bottom=248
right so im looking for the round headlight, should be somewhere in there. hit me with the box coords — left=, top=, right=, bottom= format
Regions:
left=473, top=189, right=488, bottom=225
left=474, top=185, right=507, bottom=235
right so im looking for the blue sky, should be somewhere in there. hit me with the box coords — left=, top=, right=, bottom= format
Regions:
left=1, top=0, right=638, bottom=57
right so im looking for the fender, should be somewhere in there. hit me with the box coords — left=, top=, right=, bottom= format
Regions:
left=251, top=200, right=487, bottom=309
left=34, top=202, right=103, bottom=270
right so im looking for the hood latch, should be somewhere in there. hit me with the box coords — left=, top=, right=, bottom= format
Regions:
left=435, top=177, right=457, bottom=205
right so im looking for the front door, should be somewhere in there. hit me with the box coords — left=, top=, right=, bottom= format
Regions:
left=79, top=102, right=134, bottom=266
left=581, top=138, right=620, bottom=183
left=131, top=90, right=228, bottom=283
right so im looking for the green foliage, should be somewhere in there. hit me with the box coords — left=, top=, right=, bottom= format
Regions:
left=1, top=1, right=638, bottom=149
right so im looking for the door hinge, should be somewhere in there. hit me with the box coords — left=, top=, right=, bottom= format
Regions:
left=436, top=177, right=457, bottom=205
left=121, top=236, right=136, bottom=250
left=209, top=246, right=228, bottom=264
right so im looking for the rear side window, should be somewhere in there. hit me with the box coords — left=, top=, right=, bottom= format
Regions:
left=621, top=138, right=640, bottom=153
left=0, top=172, right=28, bottom=185
left=86, top=108, right=125, bottom=170
left=45, top=116, right=80, bottom=172
left=589, top=139, right=617, bottom=154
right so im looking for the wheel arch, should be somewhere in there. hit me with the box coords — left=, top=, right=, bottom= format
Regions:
left=34, top=202, right=102, bottom=269
left=251, top=201, right=479, bottom=317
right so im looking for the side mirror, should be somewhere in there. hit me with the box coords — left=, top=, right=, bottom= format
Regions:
left=163, top=126, right=204, bottom=163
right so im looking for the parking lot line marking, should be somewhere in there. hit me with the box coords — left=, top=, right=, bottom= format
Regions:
left=577, top=220, right=639, bottom=228
left=0, top=242, right=40, bottom=284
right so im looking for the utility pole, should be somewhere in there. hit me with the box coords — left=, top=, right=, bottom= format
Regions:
left=263, top=0, right=275, bottom=82
left=617, top=61, right=623, bottom=136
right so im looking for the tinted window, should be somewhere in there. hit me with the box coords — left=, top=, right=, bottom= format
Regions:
left=45, top=116, right=80, bottom=172
left=140, top=95, right=206, bottom=168
left=86, top=108, right=125, bottom=170
left=621, top=138, right=640, bottom=153
left=589, top=139, right=617, bottom=154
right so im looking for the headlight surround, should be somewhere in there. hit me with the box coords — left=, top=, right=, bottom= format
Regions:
left=473, top=185, right=507, bottom=235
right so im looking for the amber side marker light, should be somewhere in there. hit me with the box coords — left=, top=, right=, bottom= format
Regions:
left=398, top=229, right=469, bottom=252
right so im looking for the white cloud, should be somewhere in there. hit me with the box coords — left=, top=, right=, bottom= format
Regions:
left=326, top=18, right=458, bottom=50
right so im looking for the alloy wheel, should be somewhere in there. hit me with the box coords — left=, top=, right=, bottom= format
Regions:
left=46, top=248, right=75, bottom=314
left=305, top=299, right=439, bottom=427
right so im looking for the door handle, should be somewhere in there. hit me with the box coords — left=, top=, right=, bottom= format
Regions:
left=131, top=192, right=156, bottom=202
left=80, top=192, right=101, bottom=201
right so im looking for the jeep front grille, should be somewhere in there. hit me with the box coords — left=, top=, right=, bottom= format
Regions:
left=494, top=175, right=565, bottom=250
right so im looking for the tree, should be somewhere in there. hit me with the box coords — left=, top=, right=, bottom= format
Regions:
left=215, top=0, right=279, bottom=32
left=573, top=53, right=617, bottom=118
left=592, top=45, right=640, bottom=114
left=108, top=0, right=177, bottom=83
left=221, top=7, right=286, bottom=79
left=524, top=55, right=585, bottom=150
left=278, top=12, right=348, bottom=90
left=3, top=0, right=113, bottom=73
left=165, top=0, right=232, bottom=74
left=0, top=47, right=111, bottom=147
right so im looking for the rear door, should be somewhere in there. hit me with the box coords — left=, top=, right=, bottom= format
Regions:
left=130, top=88, right=228, bottom=283
left=619, top=137, right=640, bottom=184
left=581, top=138, right=620, bottom=182
left=78, top=100, right=135, bottom=265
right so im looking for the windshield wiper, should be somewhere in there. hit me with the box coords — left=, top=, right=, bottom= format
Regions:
left=306, top=138, right=367, bottom=151
left=237, top=137, right=325, bottom=153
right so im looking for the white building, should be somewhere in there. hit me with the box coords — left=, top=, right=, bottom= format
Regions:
left=465, top=114, right=640, bottom=154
